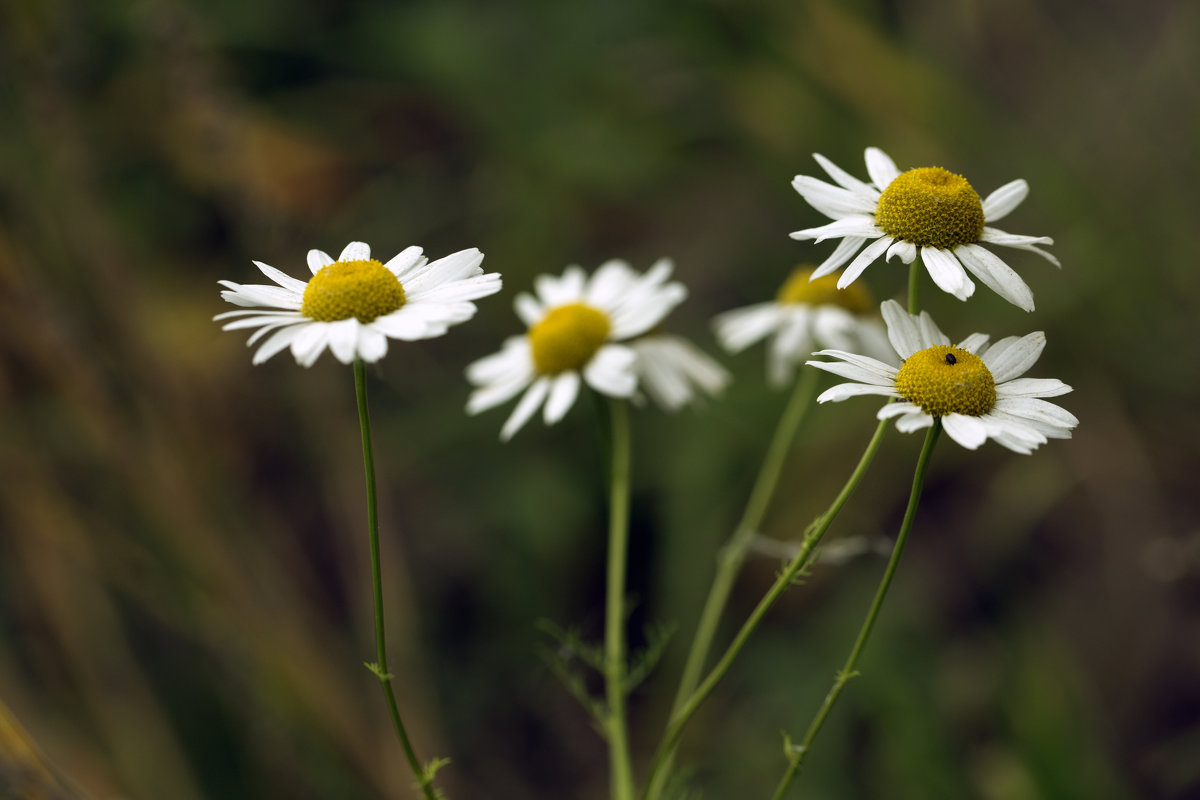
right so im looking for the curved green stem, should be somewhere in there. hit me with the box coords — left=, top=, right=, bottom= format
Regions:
left=646, top=366, right=820, bottom=800
left=771, top=421, right=941, bottom=800
left=604, top=399, right=636, bottom=800
left=354, top=361, right=441, bottom=800
left=640, top=417, right=891, bottom=799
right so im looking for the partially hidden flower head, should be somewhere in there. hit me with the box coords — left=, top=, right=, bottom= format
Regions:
left=215, top=241, right=501, bottom=366
left=466, top=259, right=687, bottom=440
left=629, top=333, right=730, bottom=412
left=791, top=148, right=1058, bottom=311
left=713, top=265, right=893, bottom=388
left=806, top=300, right=1077, bottom=454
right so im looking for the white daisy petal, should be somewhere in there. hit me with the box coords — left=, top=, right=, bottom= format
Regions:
left=993, top=396, right=1079, bottom=430
left=467, top=370, right=534, bottom=415
left=384, top=246, right=426, bottom=279
left=894, top=411, right=935, bottom=433
left=810, top=236, right=869, bottom=279
left=943, top=413, right=988, bottom=449
left=791, top=176, right=878, bottom=218
left=921, top=247, right=975, bottom=301
left=864, top=147, right=901, bottom=189
left=880, top=300, right=922, bottom=358
left=982, top=331, right=1045, bottom=383
left=632, top=335, right=729, bottom=411
left=407, top=273, right=501, bottom=304
left=836, top=236, right=893, bottom=288
left=957, top=332, right=990, bottom=354
left=768, top=311, right=812, bottom=387
left=955, top=243, right=1035, bottom=312
left=816, top=382, right=901, bottom=403
left=996, top=377, right=1072, bottom=398
left=790, top=215, right=882, bottom=243
left=808, top=349, right=897, bottom=381
left=885, top=239, right=917, bottom=264
left=357, top=327, right=388, bottom=363
left=338, top=241, right=371, bottom=262
left=291, top=323, right=330, bottom=368
left=583, top=344, right=637, bottom=398
left=326, top=318, right=360, bottom=364
left=980, top=228, right=1061, bottom=267
left=812, top=153, right=879, bottom=198
left=805, top=358, right=894, bottom=385
left=501, top=378, right=551, bottom=441
left=713, top=303, right=784, bottom=353
left=220, top=283, right=304, bottom=309
left=914, top=310, right=951, bottom=348
left=514, top=293, right=544, bottom=326
left=252, top=261, right=309, bottom=294
left=877, top=401, right=921, bottom=419
left=252, top=326, right=304, bottom=365
left=403, top=248, right=487, bottom=294
left=307, top=249, right=335, bottom=274
left=981, top=179, right=1029, bottom=222
left=543, top=372, right=582, bottom=424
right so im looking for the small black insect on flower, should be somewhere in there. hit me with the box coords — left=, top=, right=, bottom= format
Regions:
left=945, top=352, right=957, bottom=365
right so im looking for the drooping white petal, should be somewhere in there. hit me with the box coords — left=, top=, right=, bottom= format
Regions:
left=253, top=325, right=305, bottom=365
left=954, top=243, right=1035, bottom=312
left=921, top=247, right=975, bottom=301
left=543, top=371, right=582, bottom=424
left=894, top=411, right=934, bottom=433
left=877, top=401, right=921, bottom=419
left=583, top=344, right=637, bottom=397
left=981, top=179, right=1028, bottom=222
left=501, top=378, right=551, bottom=441
left=980, top=228, right=1060, bottom=267
left=357, top=327, right=388, bottom=362
left=326, top=318, right=361, bottom=364
left=837, top=236, right=893, bottom=288
left=768, top=311, right=811, bottom=387
left=291, top=322, right=330, bottom=367
left=885, top=239, right=917, bottom=264
left=864, top=147, right=901, bottom=189
left=810, top=237, right=869, bottom=279
left=982, top=331, right=1045, bottom=383
left=466, top=370, right=534, bottom=415
left=942, top=413, right=988, bottom=449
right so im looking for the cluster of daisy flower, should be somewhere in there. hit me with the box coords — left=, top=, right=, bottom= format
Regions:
left=214, top=146, right=1074, bottom=454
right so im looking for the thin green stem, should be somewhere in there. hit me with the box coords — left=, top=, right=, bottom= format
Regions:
left=354, top=361, right=440, bottom=800
left=771, top=421, right=941, bottom=800
left=640, top=417, right=891, bottom=800
left=604, top=399, right=636, bottom=800
left=646, top=366, right=820, bottom=800
left=908, top=260, right=921, bottom=315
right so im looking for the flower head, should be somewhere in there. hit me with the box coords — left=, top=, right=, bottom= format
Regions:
left=713, top=265, right=893, bottom=387
left=630, top=334, right=730, bottom=412
left=466, top=259, right=686, bottom=440
left=805, top=300, right=1077, bottom=454
left=215, top=241, right=501, bottom=366
left=790, top=148, right=1058, bottom=311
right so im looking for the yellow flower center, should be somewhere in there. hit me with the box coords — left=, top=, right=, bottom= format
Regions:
left=528, top=303, right=611, bottom=375
left=894, top=345, right=997, bottom=417
left=874, top=167, right=985, bottom=250
left=300, top=259, right=406, bottom=322
left=776, top=266, right=872, bottom=313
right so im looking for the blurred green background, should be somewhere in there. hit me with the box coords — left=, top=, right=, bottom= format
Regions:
left=1, top=0, right=1198, bottom=797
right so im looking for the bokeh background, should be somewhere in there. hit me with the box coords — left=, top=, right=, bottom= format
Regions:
left=2, top=0, right=1198, bottom=797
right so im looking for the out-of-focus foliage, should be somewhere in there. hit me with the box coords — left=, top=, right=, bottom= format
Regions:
left=0, top=0, right=1197, bottom=797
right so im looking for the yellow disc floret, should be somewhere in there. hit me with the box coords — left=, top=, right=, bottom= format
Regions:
left=895, top=345, right=997, bottom=417
left=875, top=167, right=985, bottom=250
left=776, top=266, right=872, bottom=313
left=529, top=303, right=612, bottom=374
left=301, top=259, right=406, bottom=322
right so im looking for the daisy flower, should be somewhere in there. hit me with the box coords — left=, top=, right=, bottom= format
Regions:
left=713, top=265, right=893, bottom=387
left=790, top=147, right=1058, bottom=311
left=466, top=259, right=687, bottom=440
left=215, top=241, right=501, bottom=366
left=629, top=334, right=730, bottom=412
left=806, top=300, right=1077, bottom=454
